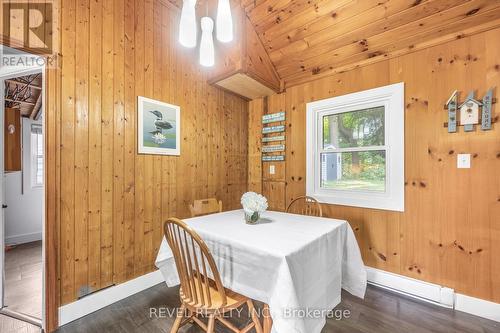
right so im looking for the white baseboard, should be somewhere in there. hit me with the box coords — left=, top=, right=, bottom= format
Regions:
left=58, top=266, right=500, bottom=327
left=455, top=293, right=500, bottom=323
left=5, top=231, right=42, bottom=245
left=58, top=270, right=164, bottom=326
left=366, top=266, right=500, bottom=323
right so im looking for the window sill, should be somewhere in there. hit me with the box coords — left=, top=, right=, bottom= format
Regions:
left=307, top=190, right=404, bottom=212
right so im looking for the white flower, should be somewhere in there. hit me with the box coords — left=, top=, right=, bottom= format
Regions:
left=241, top=192, right=268, bottom=214
left=152, top=132, right=166, bottom=144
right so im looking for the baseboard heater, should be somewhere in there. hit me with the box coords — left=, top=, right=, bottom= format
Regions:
left=366, top=266, right=500, bottom=323
left=366, top=267, right=454, bottom=308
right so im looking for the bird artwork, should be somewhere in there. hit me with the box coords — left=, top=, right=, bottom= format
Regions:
left=138, top=96, right=180, bottom=155
left=148, top=110, right=173, bottom=145
left=149, top=110, right=173, bottom=134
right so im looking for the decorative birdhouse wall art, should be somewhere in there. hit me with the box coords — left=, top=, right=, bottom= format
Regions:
left=444, top=88, right=496, bottom=133
left=459, top=96, right=481, bottom=126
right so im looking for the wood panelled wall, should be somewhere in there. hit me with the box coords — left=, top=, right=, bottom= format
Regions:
left=46, top=0, right=248, bottom=307
left=249, top=28, right=500, bottom=303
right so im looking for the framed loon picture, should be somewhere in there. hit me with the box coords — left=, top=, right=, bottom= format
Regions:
left=138, top=96, right=180, bottom=156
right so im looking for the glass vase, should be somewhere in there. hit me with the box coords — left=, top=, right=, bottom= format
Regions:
left=244, top=211, right=260, bottom=225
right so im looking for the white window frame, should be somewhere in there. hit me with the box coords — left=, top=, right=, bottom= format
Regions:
left=306, top=82, right=405, bottom=212
left=31, top=124, right=44, bottom=188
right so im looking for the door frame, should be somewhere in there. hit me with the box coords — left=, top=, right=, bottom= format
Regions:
left=0, top=63, right=46, bottom=329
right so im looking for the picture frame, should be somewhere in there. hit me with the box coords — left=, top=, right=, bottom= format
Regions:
left=138, top=96, right=180, bottom=156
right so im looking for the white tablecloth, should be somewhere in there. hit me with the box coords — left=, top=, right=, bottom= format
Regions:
left=155, top=210, right=366, bottom=333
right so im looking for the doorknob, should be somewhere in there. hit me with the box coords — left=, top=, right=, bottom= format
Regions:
left=2, top=204, right=7, bottom=209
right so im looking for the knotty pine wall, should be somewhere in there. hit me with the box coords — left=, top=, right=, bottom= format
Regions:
left=249, top=28, right=500, bottom=303
left=46, top=0, right=248, bottom=306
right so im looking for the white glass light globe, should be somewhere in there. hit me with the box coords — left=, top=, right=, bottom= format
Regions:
left=179, top=0, right=197, bottom=48
left=199, top=17, right=215, bottom=67
left=216, top=0, right=233, bottom=43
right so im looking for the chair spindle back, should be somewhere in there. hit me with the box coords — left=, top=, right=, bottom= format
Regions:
left=163, top=218, right=227, bottom=308
left=286, top=195, right=323, bottom=217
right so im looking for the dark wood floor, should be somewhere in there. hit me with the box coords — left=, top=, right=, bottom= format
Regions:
left=55, top=283, right=500, bottom=333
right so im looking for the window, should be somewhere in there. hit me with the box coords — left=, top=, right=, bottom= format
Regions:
left=306, top=83, right=404, bottom=212
left=31, top=124, right=43, bottom=187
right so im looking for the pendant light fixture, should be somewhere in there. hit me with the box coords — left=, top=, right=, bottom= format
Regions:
left=199, top=17, right=215, bottom=67
left=179, top=0, right=197, bottom=48
left=178, top=0, right=234, bottom=66
left=216, top=0, right=233, bottom=43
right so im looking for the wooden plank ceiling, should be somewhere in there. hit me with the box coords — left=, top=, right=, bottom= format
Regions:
left=240, top=0, right=500, bottom=89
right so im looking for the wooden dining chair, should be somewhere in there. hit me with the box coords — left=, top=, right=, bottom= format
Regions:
left=164, top=218, right=263, bottom=333
left=189, top=198, right=223, bottom=217
left=286, top=195, right=323, bottom=217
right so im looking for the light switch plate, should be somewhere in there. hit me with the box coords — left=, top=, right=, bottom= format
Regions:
left=457, top=154, right=471, bottom=169
left=269, top=165, right=275, bottom=175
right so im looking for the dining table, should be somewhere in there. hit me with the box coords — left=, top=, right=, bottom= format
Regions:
left=155, top=209, right=367, bottom=333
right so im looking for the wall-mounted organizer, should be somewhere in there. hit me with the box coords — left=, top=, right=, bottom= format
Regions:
left=262, top=135, right=285, bottom=142
left=444, top=88, right=496, bottom=133
left=261, top=112, right=286, bottom=161
left=262, top=155, right=285, bottom=161
left=262, top=124, right=285, bottom=134
left=262, top=112, right=286, bottom=123
left=262, top=144, right=285, bottom=153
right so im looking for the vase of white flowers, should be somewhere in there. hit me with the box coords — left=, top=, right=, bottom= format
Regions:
left=241, top=192, right=268, bottom=225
